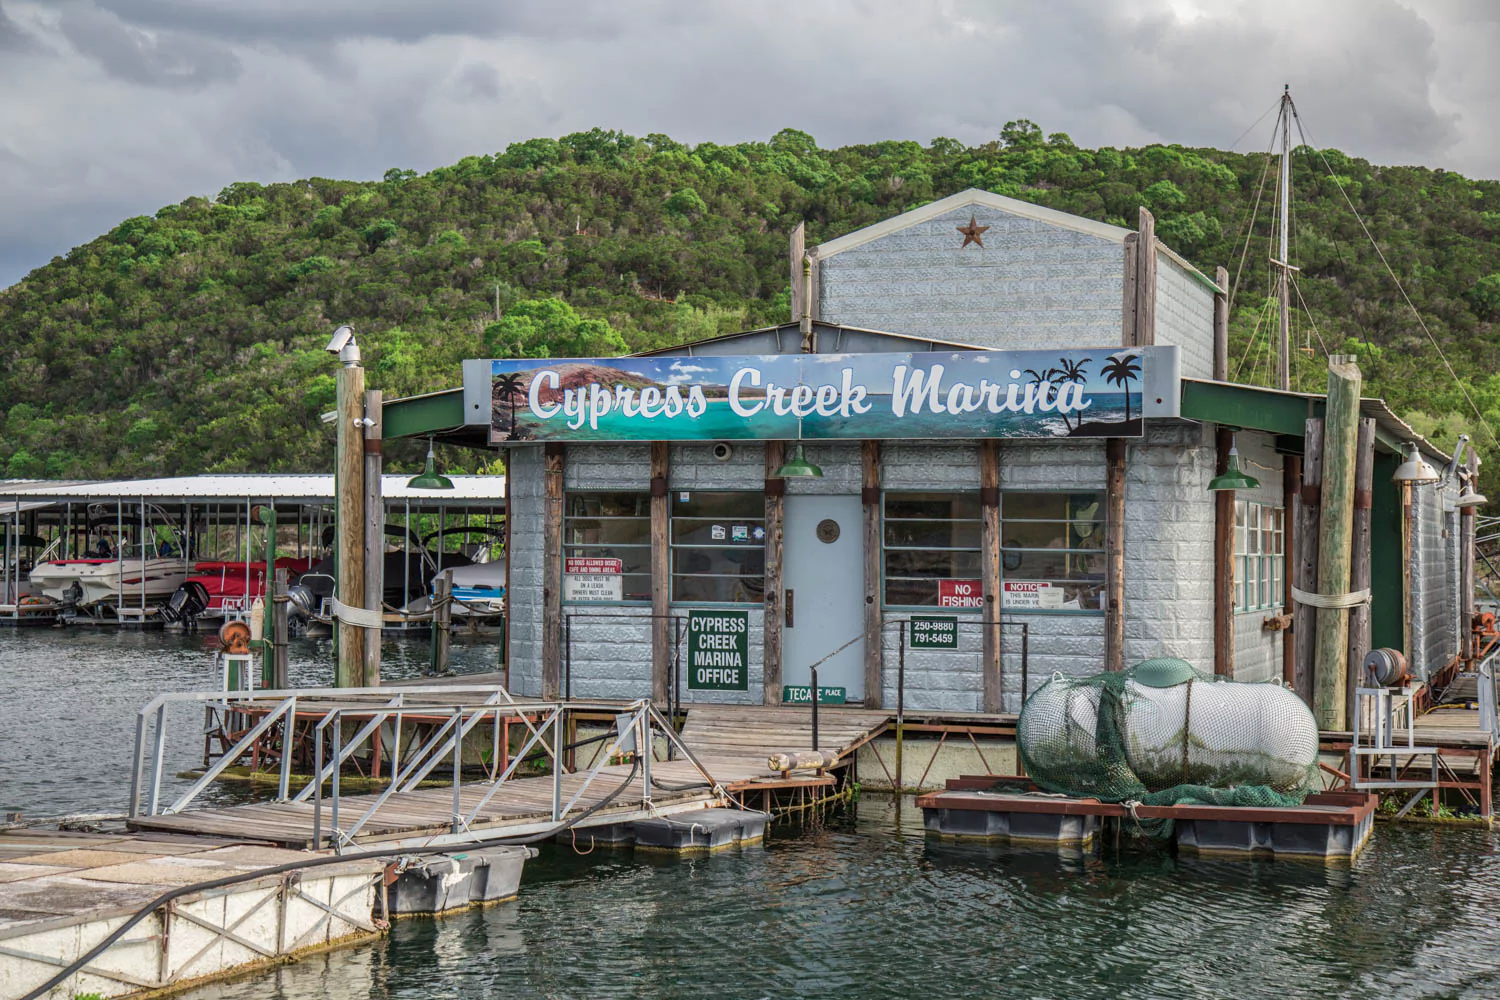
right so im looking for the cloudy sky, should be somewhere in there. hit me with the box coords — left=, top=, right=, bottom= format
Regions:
left=1, top=0, right=1497, bottom=288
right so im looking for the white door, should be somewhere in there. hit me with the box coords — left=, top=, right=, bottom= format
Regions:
left=782, top=495, right=865, bottom=702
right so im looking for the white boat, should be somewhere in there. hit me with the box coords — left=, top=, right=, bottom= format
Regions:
left=433, top=559, right=506, bottom=619
left=30, top=553, right=188, bottom=609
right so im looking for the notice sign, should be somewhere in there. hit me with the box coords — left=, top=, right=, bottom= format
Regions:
left=1003, top=581, right=1064, bottom=609
left=938, top=579, right=983, bottom=609
left=563, top=556, right=622, bottom=602
left=909, top=615, right=959, bottom=649
left=687, top=609, right=749, bottom=690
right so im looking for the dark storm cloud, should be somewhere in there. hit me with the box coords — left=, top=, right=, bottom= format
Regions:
left=0, top=0, right=1494, bottom=289
left=58, top=2, right=241, bottom=87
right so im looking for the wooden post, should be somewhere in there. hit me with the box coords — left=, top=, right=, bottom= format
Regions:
left=763, top=442, right=786, bottom=705
left=541, top=444, right=564, bottom=700
left=1283, top=454, right=1301, bottom=687
left=789, top=222, right=806, bottom=322
left=1213, top=266, right=1230, bottom=381
left=861, top=441, right=882, bottom=709
left=362, top=389, right=383, bottom=687
left=1120, top=234, right=1139, bottom=347
left=650, top=442, right=670, bottom=704
left=334, top=357, right=365, bottom=688
left=1314, top=356, right=1362, bottom=731
left=1134, top=207, right=1157, bottom=347
left=502, top=467, right=512, bottom=688
left=1213, top=427, right=1235, bottom=678
left=1293, top=418, right=1323, bottom=705
left=980, top=441, right=1003, bottom=709
left=272, top=567, right=290, bottom=690
left=1346, top=417, right=1375, bottom=727
left=432, top=574, right=452, bottom=673
left=1462, top=451, right=1480, bottom=665
left=1105, top=438, right=1127, bottom=671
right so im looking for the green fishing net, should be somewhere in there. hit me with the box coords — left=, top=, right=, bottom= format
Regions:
left=1016, top=658, right=1322, bottom=837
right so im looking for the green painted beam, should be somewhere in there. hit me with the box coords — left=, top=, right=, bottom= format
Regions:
left=1369, top=452, right=1404, bottom=652
left=1180, top=381, right=1323, bottom=437
left=382, top=389, right=465, bottom=440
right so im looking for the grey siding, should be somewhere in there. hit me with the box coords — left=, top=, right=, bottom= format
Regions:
left=669, top=442, right=765, bottom=490
left=506, top=446, right=546, bottom=697
left=1155, top=254, right=1216, bottom=380
left=883, top=442, right=980, bottom=490
left=560, top=606, right=653, bottom=701
left=818, top=205, right=1125, bottom=350
left=565, top=444, right=651, bottom=490
left=1123, top=421, right=1216, bottom=673
left=783, top=443, right=862, bottom=495
left=1410, top=481, right=1459, bottom=680
left=1231, top=431, right=1286, bottom=684
left=879, top=610, right=983, bottom=713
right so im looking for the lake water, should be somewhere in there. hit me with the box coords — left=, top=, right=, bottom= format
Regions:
left=4, top=633, right=1500, bottom=999
left=171, top=799, right=1500, bottom=1000
left=0, top=628, right=502, bottom=817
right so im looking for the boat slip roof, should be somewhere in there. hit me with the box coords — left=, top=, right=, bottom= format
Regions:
left=0, top=474, right=505, bottom=504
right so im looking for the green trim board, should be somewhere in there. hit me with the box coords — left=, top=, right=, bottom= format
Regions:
left=382, top=389, right=466, bottom=440
left=1180, top=380, right=1322, bottom=437
left=1369, top=452, right=1405, bottom=653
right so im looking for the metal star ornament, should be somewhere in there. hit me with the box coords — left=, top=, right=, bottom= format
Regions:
left=957, top=214, right=989, bottom=248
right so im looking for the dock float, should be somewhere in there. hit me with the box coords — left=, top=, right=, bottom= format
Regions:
left=919, top=777, right=1378, bottom=861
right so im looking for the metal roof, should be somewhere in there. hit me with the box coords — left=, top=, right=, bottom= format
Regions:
left=0, top=474, right=505, bottom=503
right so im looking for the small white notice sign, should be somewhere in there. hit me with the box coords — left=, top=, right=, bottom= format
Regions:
left=564, top=556, right=623, bottom=602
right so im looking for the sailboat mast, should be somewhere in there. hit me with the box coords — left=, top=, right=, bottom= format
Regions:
left=1277, top=84, right=1292, bottom=391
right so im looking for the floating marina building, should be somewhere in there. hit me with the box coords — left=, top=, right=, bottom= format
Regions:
left=345, top=191, right=1480, bottom=723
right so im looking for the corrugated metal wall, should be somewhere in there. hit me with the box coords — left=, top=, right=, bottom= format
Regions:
left=1409, top=482, right=1460, bottom=679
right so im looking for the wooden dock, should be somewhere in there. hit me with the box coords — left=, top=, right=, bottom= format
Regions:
left=127, top=705, right=891, bottom=850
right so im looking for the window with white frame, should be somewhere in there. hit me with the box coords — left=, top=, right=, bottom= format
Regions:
left=1234, top=500, right=1284, bottom=612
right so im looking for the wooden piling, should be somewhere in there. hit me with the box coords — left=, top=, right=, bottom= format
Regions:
left=650, top=442, right=670, bottom=704
left=361, top=389, right=383, bottom=687
left=1213, top=427, right=1235, bottom=678
left=980, top=441, right=1003, bottom=709
left=1283, top=454, right=1301, bottom=687
left=861, top=441, right=882, bottom=709
left=1213, top=266, right=1230, bottom=382
left=334, top=359, right=365, bottom=688
left=431, top=574, right=452, bottom=673
left=1105, top=438, right=1126, bottom=672
left=1346, top=418, right=1375, bottom=727
left=1293, top=419, right=1323, bottom=705
left=763, top=442, right=786, bottom=705
left=541, top=443, right=564, bottom=701
left=1314, top=356, right=1362, bottom=731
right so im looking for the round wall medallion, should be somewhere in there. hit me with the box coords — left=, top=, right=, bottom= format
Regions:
left=816, top=518, right=841, bottom=543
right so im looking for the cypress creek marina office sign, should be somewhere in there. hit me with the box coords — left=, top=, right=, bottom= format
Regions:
left=462, top=347, right=1181, bottom=443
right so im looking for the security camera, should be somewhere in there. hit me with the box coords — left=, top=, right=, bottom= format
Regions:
left=325, top=325, right=355, bottom=354
left=324, top=324, right=361, bottom=366
left=711, top=442, right=734, bottom=462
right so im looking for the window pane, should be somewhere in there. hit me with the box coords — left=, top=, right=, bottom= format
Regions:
left=886, top=548, right=983, bottom=581
left=1001, top=549, right=1105, bottom=581
left=671, top=517, right=765, bottom=546
left=885, top=493, right=981, bottom=520
left=673, top=574, right=765, bottom=603
left=566, top=519, right=651, bottom=546
left=885, top=519, right=982, bottom=549
left=672, top=492, right=764, bottom=518
left=1002, top=520, right=1104, bottom=551
left=566, top=492, right=650, bottom=518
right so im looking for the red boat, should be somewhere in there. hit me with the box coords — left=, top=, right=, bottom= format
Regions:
left=169, top=558, right=316, bottom=622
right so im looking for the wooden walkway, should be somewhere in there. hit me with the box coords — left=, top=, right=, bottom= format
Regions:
left=127, top=705, right=891, bottom=850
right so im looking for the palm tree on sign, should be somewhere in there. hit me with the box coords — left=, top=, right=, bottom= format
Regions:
left=1048, top=356, right=1091, bottom=431
left=1100, top=353, right=1142, bottom=422
left=494, top=372, right=526, bottom=438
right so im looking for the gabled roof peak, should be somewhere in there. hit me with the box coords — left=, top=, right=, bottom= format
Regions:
left=814, top=188, right=1133, bottom=258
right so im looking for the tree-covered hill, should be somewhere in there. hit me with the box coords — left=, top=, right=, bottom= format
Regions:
left=5, top=122, right=1500, bottom=483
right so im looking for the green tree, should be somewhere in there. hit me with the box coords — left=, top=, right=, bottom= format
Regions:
left=482, top=298, right=628, bottom=359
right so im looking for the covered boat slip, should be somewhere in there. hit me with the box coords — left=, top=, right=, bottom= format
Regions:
left=0, top=474, right=506, bottom=627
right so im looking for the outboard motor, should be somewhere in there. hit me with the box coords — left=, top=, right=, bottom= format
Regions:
left=163, top=580, right=210, bottom=626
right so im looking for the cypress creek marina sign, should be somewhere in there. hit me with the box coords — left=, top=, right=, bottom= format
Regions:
left=463, top=346, right=1180, bottom=443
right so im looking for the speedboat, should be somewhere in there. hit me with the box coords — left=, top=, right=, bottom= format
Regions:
left=432, top=559, right=506, bottom=620
left=165, top=557, right=317, bottom=624
left=31, top=550, right=189, bottom=610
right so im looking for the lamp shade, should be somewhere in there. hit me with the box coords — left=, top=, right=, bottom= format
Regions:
left=1208, top=443, right=1260, bottom=492
left=1392, top=444, right=1439, bottom=484
left=774, top=443, right=823, bottom=478
left=408, top=439, right=455, bottom=490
